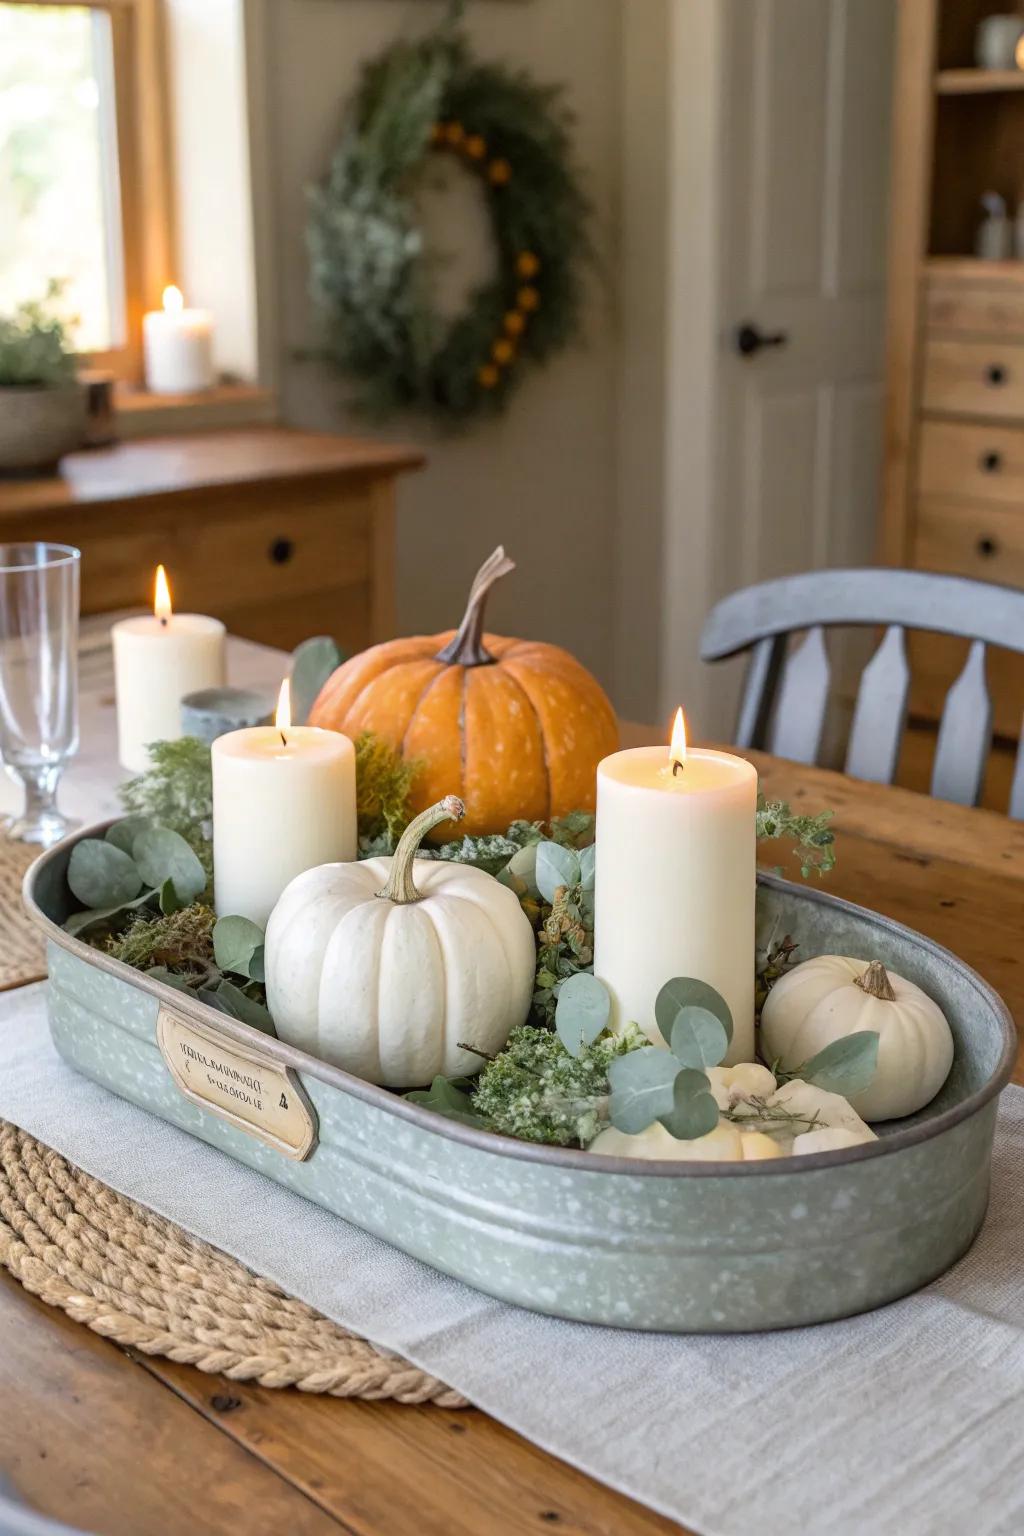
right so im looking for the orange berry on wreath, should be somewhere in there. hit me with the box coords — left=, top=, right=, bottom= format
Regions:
left=477, top=363, right=501, bottom=389
left=492, top=338, right=515, bottom=365
left=446, top=121, right=466, bottom=146
left=465, top=134, right=487, bottom=160
left=517, top=286, right=540, bottom=312
left=516, top=252, right=540, bottom=279
left=488, top=158, right=512, bottom=186
left=503, top=311, right=526, bottom=337
left=430, top=121, right=446, bottom=144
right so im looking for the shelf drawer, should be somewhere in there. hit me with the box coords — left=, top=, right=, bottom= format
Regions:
left=918, top=420, right=1024, bottom=505
left=913, top=497, right=1024, bottom=585
left=922, top=337, right=1024, bottom=421
left=926, top=278, right=1024, bottom=340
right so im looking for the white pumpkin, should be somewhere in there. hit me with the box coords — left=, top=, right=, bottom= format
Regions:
left=265, top=795, right=536, bottom=1088
left=587, top=1122, right=784, bottom=1162
left=707, top=1062, right=777, bottom=1110
left=732, top=1079, right=877, bottom=1149
left=761, top=956, right=954, bottom=1121
left=792, top=1126, right=874, bottom=1156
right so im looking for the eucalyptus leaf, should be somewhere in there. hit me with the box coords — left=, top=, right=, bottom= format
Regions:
left=669, top=1006, right=730, bottom=1071
left=554, top=972, right=611, bottom=1058
left=654, top=977, right=733, bottom=1050
left=132, top=825, right=206, bottom=903
left=105, top=816, right=157, bottom=855
left=658, top=1068, right=721, bottom=1141
left=213, top=914, right=267, bottom=980
left=145, top=966, right=195, bottom=993
left=535, top=841, right=580, bottom=903
left=608, top=1047, right=681, bottom=1134
left=800, top=1031, right=880, bottom=1096
left=158, top=877, right=185, bottom=916
left=67, top=840, right=144, bottom=910
left=290, top=635, right=343, bottom=723
left=405, top=1075, right=492, bottom=1130
left=200, top=979, right=276, bottom=1037
left=64, top=889, right=156, bottom=937
left=248, top=944, right=266, bottom=986
left=577, top=842, right=596, bottom=891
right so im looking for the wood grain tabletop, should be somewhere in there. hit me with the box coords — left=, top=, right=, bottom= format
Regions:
left=2, top=732, right=1021, bottom=1536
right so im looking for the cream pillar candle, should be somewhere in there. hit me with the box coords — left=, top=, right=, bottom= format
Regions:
left=212, top=680, right=357, bottom=927
left=143, top=286, right=216, bottom=394
left=594, top=712, right=757, bottom=1065
left=112, top=565, right=226, bottom=772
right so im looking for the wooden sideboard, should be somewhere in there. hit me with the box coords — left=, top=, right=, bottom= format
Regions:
left=0, top=428, right=424, bottom=653
left=882, top=0, right=1024, bottom=750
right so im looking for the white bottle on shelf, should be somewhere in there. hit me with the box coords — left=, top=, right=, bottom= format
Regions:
left=976, top=192, right=1013, bottom=261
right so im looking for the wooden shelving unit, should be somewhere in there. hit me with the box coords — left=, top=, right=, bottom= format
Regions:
left=882, top=0, right=1024, bottom=757
left=936, top=68, right=1024, bottom=94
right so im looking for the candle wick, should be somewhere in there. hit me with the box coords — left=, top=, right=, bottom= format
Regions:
left=159, top=616, right=168, bottom=629
left=672, top=759, right=684, bottom=777
left=280, top=730, right=288, bottom=748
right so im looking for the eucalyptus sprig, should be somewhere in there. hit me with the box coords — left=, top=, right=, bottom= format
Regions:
left=756, top=795, right=836, bottom=878
left=606, top=977, right=735, bottom=1141
left=106, top=906, right=274, bottom=1035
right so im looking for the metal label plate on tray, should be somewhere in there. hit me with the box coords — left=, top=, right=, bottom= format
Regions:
left=157, top=1006, right=318, bottom=1161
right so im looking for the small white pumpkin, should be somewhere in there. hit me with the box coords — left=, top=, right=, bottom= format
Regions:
left=265, top=795, right=536, bottom=1088
left=707, top=1062, right=777, bottom=1110
left=761, top=956, right=954, bottom=1121
left=588, top=1121, right=785, bottom=1162
left=792, top=1126, right=874, bottom=1156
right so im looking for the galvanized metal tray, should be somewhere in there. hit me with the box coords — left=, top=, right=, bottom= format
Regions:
left=23, top=821, right=1016, bottom=1332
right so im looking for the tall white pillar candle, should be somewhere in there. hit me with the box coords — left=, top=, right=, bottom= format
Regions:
left=143, top=286, right=216, bottom=394
left=212, top=683, right=357, bottom=927
left=112, top=566, right=226, bottom=772
left=594, top=718, right=757, bottom=1065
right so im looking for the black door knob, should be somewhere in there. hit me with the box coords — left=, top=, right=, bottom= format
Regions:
left=735, top=322, right=789, bottom=357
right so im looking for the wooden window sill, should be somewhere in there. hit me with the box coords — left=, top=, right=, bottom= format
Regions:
left=113, top=383, right=277, bottom=438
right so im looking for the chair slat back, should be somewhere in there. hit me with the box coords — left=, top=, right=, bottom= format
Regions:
left=699, top=569, right=1024, bottom=817
left=930, top=640, right=992, bottom=807
left=768, top=627, right=830, bottom=764
left=844, top=624, right=910, bottom=784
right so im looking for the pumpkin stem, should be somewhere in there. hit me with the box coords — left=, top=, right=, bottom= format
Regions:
left=434, top=546, right=515, bottom=667
left=377, top=795, right=466, bottom=904
left=854, top=961, right=897, bottom=1002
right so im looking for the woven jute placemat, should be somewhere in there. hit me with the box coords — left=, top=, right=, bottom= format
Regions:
left=0, top=835, right=46, bottom=992
left=0, top=1123, right=466, bottom=1406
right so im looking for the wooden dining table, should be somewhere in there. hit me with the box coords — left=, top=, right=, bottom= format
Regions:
left=1, top=687, right=1022, bottom=1536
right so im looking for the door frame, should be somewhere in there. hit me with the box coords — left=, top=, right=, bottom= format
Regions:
left=615, top=0, right=729, bottom=738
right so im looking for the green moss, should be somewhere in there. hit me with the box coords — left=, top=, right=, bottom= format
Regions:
left=106, top=904, right=216, bottom=973
left=355, top=731, right=421, bottom=848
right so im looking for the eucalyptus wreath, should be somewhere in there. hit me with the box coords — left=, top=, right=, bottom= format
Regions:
left=306, top=0, right=591, bottom=422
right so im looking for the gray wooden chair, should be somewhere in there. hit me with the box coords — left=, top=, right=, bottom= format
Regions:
left=699, top=568, right=1024, bottom=818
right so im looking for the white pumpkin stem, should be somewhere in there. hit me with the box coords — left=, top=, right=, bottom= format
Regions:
left=854, top=961, right=897, bottom=1002
left=377, top=795, right=466, bottom=904
left=434, top=546, right=515, bottom=667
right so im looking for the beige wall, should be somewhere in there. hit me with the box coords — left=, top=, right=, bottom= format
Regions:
left=260, top=0, right=624, bottom=689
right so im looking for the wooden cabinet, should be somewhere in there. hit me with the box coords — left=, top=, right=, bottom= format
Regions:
left=882, top=1, right=1024, bottom=748
left=0, top=429, right=424, bottom=653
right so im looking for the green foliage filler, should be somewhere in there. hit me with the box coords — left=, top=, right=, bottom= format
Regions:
left=756, top=795, right=836, bottom=877
left=355, top=732, right=421, bottom=850
left=306, top=0, right=591, bottom=422
left=464, top=1022, right=648, bottom=1147
left=0, top=282, right=77, bottom=388
left=107, top=906, right=216, bottom=973
left=120, top=738, right=215, bottom=877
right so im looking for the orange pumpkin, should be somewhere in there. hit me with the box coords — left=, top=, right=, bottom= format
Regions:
left=310, top=548, right=619, bottom=838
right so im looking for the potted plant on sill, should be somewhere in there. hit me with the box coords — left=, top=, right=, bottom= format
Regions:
left=0, top=282, right=86, bottom=475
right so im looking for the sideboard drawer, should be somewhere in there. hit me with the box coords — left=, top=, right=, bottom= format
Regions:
left=913, top=497, right=1024, bottom=586
left=918, top=420, right=1024, bottom=505
left=922, top=338, right=1024, bottom=422
left=926, top=279, right=1024, bottom=340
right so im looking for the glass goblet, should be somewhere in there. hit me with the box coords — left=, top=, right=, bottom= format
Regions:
left=0, top=542, right=81, bottom=847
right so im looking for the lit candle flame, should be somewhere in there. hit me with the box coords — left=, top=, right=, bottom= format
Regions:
left=162, top=284, right=184, bottom=316
left=154, top=564, right=172, bottom=625
left=276, top=677, right=291, bottom=744
left=670, top=707, right=687, bottom=777
left=1017, top=33, right=1024, bottom=70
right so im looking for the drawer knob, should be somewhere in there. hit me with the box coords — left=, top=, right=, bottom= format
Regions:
left=269, top=538, right=295, bottom=565
left=980, top=450, right=1003, bottom=473
left=986, top=364, right=1008, bottom=386
left=976, top=536, right=998, bottom=558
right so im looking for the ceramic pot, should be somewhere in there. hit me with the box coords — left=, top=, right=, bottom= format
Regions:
left=0, top=384, right=87, bottom=474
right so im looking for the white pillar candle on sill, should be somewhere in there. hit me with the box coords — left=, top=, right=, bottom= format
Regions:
left=212, top=680, right=357, bottom=927
left=112, top=565, right=226, bottom=772
left=143, top=286, right=216, bottom=394
left=594, top=711, right=757, bottom=1065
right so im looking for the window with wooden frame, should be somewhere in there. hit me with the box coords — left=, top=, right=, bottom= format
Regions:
left=0, top=0, right=174, bottom=381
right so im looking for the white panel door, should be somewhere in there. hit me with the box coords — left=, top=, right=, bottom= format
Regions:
left=713, top=0, right=895, bottom=621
